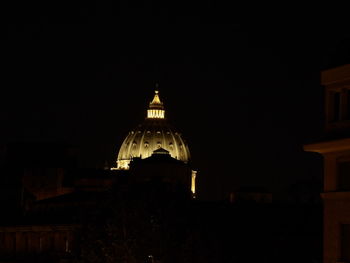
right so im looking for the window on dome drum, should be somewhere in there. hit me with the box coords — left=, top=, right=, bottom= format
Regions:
left=64, top=237, right=70, bottom=253
left=337, top=161, right=350, bottom=191
left=340, top=224, right=350, bottom=261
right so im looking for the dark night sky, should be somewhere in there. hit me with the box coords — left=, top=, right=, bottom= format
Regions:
left=3, top=2, right=350, bottom=200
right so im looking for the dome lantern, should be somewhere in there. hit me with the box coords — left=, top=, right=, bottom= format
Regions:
left=147, top=90, right=165, bottom=119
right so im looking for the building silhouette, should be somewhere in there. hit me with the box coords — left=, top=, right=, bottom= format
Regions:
left=304, top=64, right=350, bottom=263
left=0, top=90, right=197, bottom=262
left=0, top=86, right=325, bottom=263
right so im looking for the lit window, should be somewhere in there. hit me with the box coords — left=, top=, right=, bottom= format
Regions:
left=65, top=237, right=70, bottom=253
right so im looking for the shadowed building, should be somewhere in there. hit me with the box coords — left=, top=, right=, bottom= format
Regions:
left=304, top=64, right=350, bottom=263
left=129, top=148, right=194, bottom=198
left=229, top=187, right=273, bottom=204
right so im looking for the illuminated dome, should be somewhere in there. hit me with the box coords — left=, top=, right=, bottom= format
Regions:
left=116, top=90, right=191, bottom=169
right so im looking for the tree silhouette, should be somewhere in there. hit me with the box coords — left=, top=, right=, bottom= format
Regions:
left=71, top=181, right=193, bottom=263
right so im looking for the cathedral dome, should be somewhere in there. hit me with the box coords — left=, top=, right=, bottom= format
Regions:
left=116, top=90, right=191, bottom=169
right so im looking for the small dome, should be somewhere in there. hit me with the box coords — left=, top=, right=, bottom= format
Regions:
left=116, top=90, right=190, bottom=169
